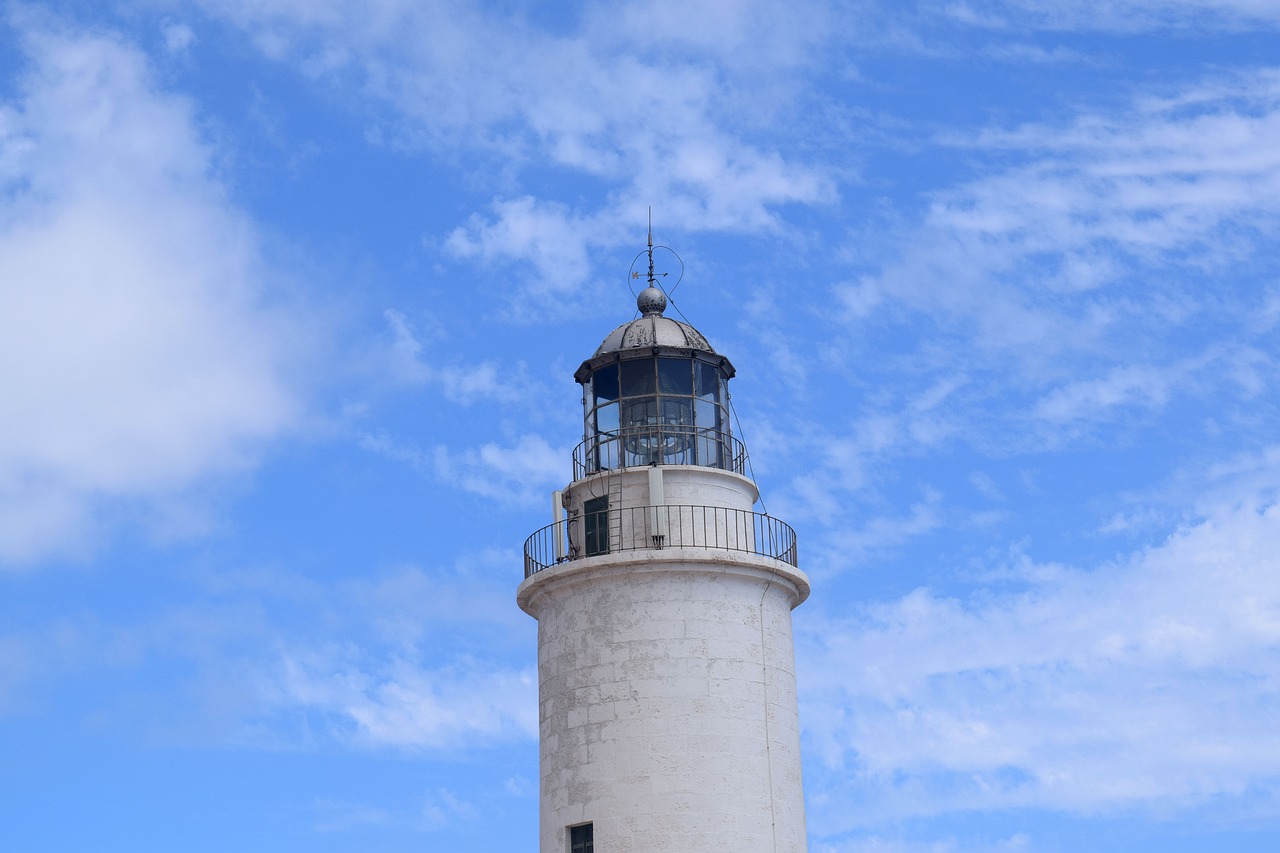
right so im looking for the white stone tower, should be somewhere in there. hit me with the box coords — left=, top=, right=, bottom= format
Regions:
left=518, top=247, right=810, bottom=853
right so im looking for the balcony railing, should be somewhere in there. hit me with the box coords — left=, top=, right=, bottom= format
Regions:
left=524, top=504, right=798, bottom=578
left=572, top=426, right=748, bottom=479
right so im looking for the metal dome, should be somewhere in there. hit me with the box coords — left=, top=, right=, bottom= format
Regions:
left=591, top=288, right=715, bottom=357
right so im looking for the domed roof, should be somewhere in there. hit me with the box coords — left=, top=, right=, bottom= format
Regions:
left=593, top=314, right=714, bottom=356
left=575, top=285, right=734, bottom=383
left=592, top=286, right=716, bottom=357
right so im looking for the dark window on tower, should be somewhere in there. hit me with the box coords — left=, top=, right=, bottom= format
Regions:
left=657, top=356, right=693, bottom=395
left=570, top=823, right=594, bottom=853
left=583, top=498, right=609, bottom=557
left=620, top=357, right=656, bottom=397
left=593, top=365, right=619, bottom=404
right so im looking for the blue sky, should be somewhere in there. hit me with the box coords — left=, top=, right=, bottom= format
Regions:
left=2, top=1, right=1279, bottom=851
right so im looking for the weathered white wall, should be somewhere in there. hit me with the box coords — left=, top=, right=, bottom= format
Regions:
left=565, top=466, right=759, bottom=518
left=563, top=466, right=763, bottom=557
left=518, top=550, right=810, bottom=853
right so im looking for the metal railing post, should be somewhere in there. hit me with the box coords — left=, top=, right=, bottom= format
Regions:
left=524, top=506, right=797, bottom=578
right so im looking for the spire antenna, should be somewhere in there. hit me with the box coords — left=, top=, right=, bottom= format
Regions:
left=628, top=209, right=681, bottom=315
left=647, top=207, right=656, bottom=287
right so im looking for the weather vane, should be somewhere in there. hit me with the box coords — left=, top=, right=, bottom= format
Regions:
left=628, top=207, right=683, bottom=304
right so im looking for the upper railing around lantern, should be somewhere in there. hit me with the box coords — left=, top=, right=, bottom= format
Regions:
left=523, top=504, right=797, bottom=578
left=572, top=426, right=748, bottom=480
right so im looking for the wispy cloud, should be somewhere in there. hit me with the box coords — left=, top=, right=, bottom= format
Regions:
left=381, top=309, right=533, bottom=404
left=938, top=0, right=1280, bottom=32
left=847, top=66, right=1280, bottom=342
left=760, top=68, right=1280, bottom=828
left=798, top=66, right=1280, bottom=472
left=316, top=786, right=482, bottom=834
left=0, top=555, right=535, bottom=752
left=264, top=650, right=535, bottom=752
left=0, top=19, right=310, bottom=564
left=235, top=558, right=540, bottom=752
left=801, top=480, right=1280, bottom=827
left=359, top=430, right=565, bottom=506
left=813, top=832, right=1032, bottom=853
left=198, top=0, right=839, bottom=295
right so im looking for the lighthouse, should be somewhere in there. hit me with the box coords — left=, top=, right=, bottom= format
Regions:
left=518, top=242, right=810, bottom=853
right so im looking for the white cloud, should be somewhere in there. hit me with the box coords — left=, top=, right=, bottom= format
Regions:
left=161, top=21, right=195, bottom=53
left=445, top=198, right=598, bottom=298
left=266, top=649, right=536, bottom=751
left=848, top=67, right=1280, bottom=359
left=0, top=21, right=307, bottom=564
left=0, top=635, right=34, bottom=713
left=803, top=67, right=1280, bottom=486
left=0, top=554, right=536, bottom=751
left=360, top=430, right=566, bottom=507
left=503, top=775, right=534, bottom=797
left=980, top=42, right=1094, bottom=65
left=801, top=482, right=1280, bottom=826
left=435, top=433, right=566, bottom=506
left=419, top=787, right=479, bottom=830
left=311, top=798, right=391, bottom=833
left=199, top=0, right=837, bottom=294
left=1031, top=363, right=1179, bottom=425
left=939, top=0, right=1280, bottom=32
left=227, top=559, right=538, bottom=751
left=381, top=309, right=531, bottom=404
left=312, top=786, right=484, bottom=834
left=583, top=0, right=832, bottom=70
left=813, top=833, right=1031, bottom=853
left=820, top=488, right=943, bottom=563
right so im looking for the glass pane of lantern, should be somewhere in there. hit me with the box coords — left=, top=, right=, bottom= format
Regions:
left=695, top=398, right=719, bottom=431
left=620, top=358, right=656, bottom=397
left=696, top=432, right=718, bottom=468
left=620, top=397, right=658, bottom=429
left=593, top=365, right=619, bottom=404
left=621, top=398, right=660, bottom=466
left=661, top=397, right=696, bottom=464
left=595, top=402, right=619, bottom=434
left=660, top=397, right=693, bottom=426
left=697, top=361, right=721, bottom=402
left=695, top=399, right=720, bottom=468
left=657, top=357, right=693, bottom=395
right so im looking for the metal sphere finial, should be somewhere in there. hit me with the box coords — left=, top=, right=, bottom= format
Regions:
left=638, top=285, right=667, bottom=316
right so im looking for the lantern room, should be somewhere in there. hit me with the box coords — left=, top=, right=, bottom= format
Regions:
left=572, top=285, right=738, bottom=475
